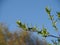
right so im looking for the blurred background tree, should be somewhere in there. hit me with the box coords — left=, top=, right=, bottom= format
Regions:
left=0, top=23, right=48, bottom=45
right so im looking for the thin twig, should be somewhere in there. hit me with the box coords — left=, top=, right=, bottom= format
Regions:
left=47, top=35, right=60, bottom=38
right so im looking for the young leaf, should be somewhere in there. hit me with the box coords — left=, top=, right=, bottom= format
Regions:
left=52, top=21, right=58, bottom=30
left=32, top=26, right=37, bottom=31
left=57, top=12, right=60, bottom=20
left=16, top=20, right=27, bottom=30
left=16, top=20, right=22, bottom=27
left=38, top=26, right=49, bottom=37
left=45, top=7, right=51, bottom=15
left=49, top=15, right=54, bottom=21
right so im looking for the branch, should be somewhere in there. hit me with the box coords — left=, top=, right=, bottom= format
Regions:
left=47, top=35, right=60, bottom=38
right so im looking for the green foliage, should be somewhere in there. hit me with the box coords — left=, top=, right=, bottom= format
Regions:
left=41, top=27, right=49, bottom=37
left=38, top=26, right=49, bottom=37
left=45, top=7, right=58, bottom=30
left=45, top=7, right=51, bottom=15
left=45, top=7, right=60, bottom=45
left=16, top=6, right=60, bottom=45
left=57, top=12, right=60, bottom=20
left=16, top=20, right=28, bottom=30
left=45, top=7, right=54, bottom=22
left=16, top=7, right=60, bottom=45
left=16, top=20, right=38, bottom=32
left=52, top=21, right=58, bottom=30
left=16, top=20, right=49, bottom=37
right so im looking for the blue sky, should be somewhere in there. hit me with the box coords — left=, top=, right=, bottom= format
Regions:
left=0, top=0, right=60, bottom=43
left=0, top=0, right=60, bottom=33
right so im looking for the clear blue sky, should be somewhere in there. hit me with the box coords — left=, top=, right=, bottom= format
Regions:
left=0, top=0, right=60, bottom=35
left=0, top=0, right=60, bottom=43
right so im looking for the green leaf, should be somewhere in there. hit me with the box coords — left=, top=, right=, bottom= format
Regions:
left=52, top=21, right=58, bottom=30
left=16, top=20, right=27, bottom=30
left=45, top=7, right=51, bottom=15
left=39, top=26, right=49, bottom=37
left=32, top=26, right=37, bottom=31
left=57, top=12, right=60, bottom=20
left=16, top=20, right=22, bottom=27
left=49, top=15, right=54, bottom=21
